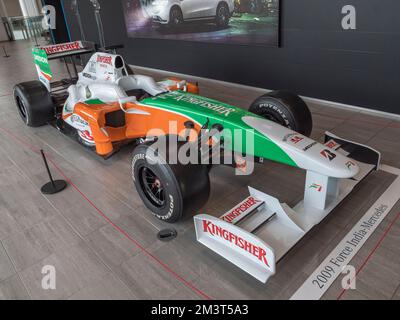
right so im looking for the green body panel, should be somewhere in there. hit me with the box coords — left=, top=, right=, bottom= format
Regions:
left=141, top=91, right=297, bottom=167
left=32, top=48, right=52, bottom=79
left=84, top=99, right=105, bottom=105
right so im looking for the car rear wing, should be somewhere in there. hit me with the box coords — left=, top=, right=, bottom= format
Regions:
left=37, top=41, right=95, bottom=60
left=32, top=41, right=95, bottom=91
left=194, top=133, right=381, bottom=283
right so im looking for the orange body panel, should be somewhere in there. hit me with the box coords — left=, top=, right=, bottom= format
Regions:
left=68, top=81, right=200, bottom=156
left=71, top=102, right=127, bottom=155
left=125, top=102, right=201, bottom=140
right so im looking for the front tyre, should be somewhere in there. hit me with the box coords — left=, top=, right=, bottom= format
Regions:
left=13, top=81, right=54, bottom=127
left=249, top=90, right=313, bottom=137
left=132, top=140, right=210, bottom=223
left=216, top=3, right=230, bottom=28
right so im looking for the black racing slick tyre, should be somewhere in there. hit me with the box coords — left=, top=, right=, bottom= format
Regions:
left=13, top=81, right=54, bottom=127
left=249, top=90, right=313, bottom=137
left=132, top=139, right=210, bottom=223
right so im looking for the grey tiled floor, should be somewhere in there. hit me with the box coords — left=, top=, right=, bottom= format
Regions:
left=0, top=40, right=399, bottom=300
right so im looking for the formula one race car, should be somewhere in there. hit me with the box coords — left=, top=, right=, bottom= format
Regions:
left=13, top=41, right=380, bottom=235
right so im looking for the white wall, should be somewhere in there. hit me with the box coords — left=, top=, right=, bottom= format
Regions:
left=0, top=22, right=7, bottom=41
left=19, top=0, right=39, bottom=17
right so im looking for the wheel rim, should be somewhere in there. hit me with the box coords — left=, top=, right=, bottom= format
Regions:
left=16, top=96, right=27, bottom=120
left=139, top=167, right=166, bottom=207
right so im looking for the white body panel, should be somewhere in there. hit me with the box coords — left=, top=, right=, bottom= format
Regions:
left=195, top=213, right=276, bottom=283
left=195, top=133, right=381, bottom=283
left=63, top=52, right=168, bottom=133
left=242, top=116, right=360, bottom=179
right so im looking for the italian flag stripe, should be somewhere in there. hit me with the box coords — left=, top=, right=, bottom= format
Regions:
left=41, top=71, right=52, bottom=81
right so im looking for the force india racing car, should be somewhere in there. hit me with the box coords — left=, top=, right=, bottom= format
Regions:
left=14, top=41, right=381, bottom=282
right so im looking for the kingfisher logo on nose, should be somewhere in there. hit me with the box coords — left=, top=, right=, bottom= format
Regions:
left=202, top=220, right=270, bottom=268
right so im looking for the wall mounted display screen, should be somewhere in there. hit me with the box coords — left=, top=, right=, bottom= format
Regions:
left=123, top=0, right=280, bottom=46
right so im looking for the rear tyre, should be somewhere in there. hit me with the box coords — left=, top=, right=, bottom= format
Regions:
left=132, top=137, right=210, bottom=223
left=216, top=3, right=230, bottom=28
left=13, top=81, right=54, bottom=127
left=249, top=90, right=313, bottom=137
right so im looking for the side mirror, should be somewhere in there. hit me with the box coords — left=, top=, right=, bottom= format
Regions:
left=118, top=96, right=149, bottom=115
left=176, top=80, right=187, bottom=91
left=118, top=96, right=137, bottom=105
left=118, top=96, right=136, bottom=113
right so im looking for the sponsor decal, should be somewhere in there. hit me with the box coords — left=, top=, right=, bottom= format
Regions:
left=71, top=114, right=89, bottom=129
left=291, top=136, right=303, bottom=144
left=166, top=194, right=174, bottom=219
left=303, top=141, right=317, bottom=152
left=160, top=91, right=236, bottom=117
left=34, top=54, right=48, bottom=64
left=346, top=160, right=356, bottom=170
left=283, top=133, right=304, bottom=144
left=40, top=41, right=83, bottom=55
left=320, top=149, right=337, bottom=161
left=39, top=75, right=49, bottom=84
left=83, top=73, right=94, bottom=79
left=310, top=183, right=323, bottom=192
left=96, top=55, right=113, bottom=65
left=325, top=139, right=341, bottom=150
left=221, top=196, right=261, bottom=223
left=234, top=155, right=248, bottom=174
left=79, top=130, right=94, bottom=142
left=39, top=71, right=52, bottom=81
left=131, top=153, right=146, bottom=182
left=32, top=49, right=52, bottom=89
left=88, top=61, right=97, bottom=73
left=202, top=219, right=270, bottom=268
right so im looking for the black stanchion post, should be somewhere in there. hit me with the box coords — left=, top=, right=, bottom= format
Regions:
left=3, top=46, right=10, bottom=58
left=40, top=150, right=67, bottom=195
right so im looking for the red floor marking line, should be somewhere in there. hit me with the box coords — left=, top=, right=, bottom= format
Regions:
left=337, top=211, right=400, bottom=300
left=0, top=126, right=212, bottom=300
left=48, top=157, right=212, bottom=300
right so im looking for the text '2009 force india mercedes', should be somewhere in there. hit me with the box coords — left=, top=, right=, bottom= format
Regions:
left=14, top=41, right=381, bottom=282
